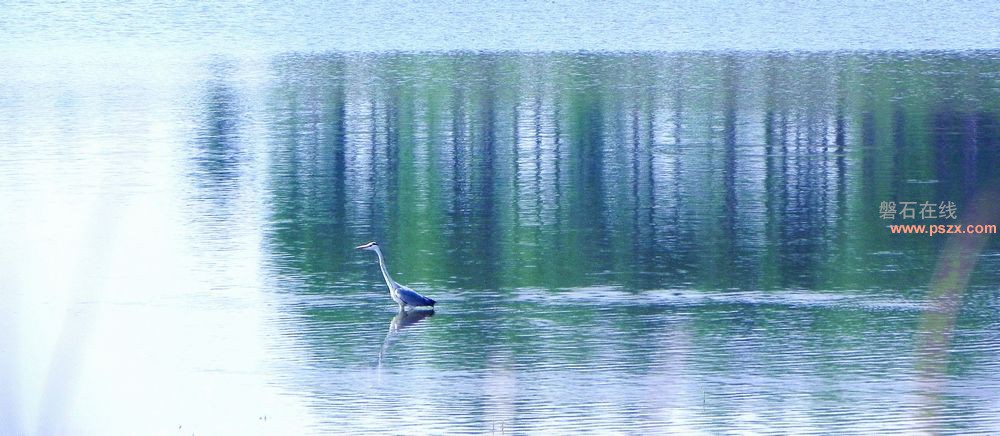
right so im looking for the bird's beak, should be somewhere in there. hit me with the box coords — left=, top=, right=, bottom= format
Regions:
left=355, top=243, right=369, bottom=250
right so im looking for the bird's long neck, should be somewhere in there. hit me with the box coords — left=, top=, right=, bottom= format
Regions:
left=373, top=246, right=393, bottom=288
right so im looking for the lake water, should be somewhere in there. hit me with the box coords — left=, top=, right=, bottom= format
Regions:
left=3, top=5, right=1000, bottom=435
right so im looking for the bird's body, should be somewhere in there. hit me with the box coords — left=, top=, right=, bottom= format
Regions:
left=356, top=241, right=436, bottom=311
left=390, top=283, right=436, bottom=308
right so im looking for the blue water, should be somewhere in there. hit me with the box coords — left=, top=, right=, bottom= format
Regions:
left=3, top=1, right=999, bottom=55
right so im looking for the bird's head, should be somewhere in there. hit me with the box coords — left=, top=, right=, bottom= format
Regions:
left=355, top=241, right=379, bottom=251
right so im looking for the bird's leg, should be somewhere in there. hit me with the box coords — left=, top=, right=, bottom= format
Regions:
left=398, top=302, right=406, bottom=312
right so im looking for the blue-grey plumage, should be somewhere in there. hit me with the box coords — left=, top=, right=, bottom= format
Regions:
left=393, top=283, right=436, bottom=307
left=356, top=241, right=436, bottom=311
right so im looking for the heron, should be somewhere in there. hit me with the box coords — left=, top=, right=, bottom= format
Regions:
left=355, top=241, right=436, bottom=311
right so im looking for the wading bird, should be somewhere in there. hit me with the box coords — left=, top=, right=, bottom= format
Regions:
left=356, top=241, right=436, bottom=311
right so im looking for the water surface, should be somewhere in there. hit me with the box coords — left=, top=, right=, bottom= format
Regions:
left=2, top=51, right=1000, bottom=433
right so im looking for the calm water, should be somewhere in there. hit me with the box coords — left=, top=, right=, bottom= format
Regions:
left=3, top=31, right=1000, bottom=436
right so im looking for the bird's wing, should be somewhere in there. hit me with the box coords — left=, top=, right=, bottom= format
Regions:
left=394, top=284, right=435, bottom=306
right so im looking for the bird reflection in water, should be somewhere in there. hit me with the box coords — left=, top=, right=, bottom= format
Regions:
left=390, top=309, right=435, bottom=333
left=377, top=309, right=434, bottom=370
